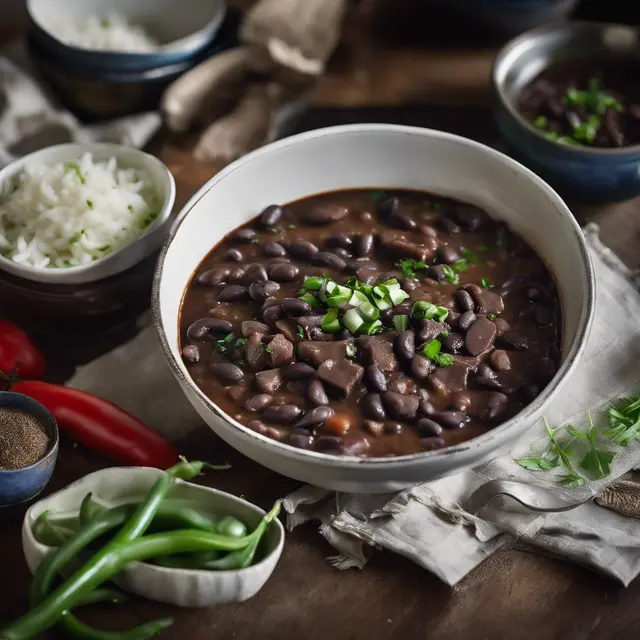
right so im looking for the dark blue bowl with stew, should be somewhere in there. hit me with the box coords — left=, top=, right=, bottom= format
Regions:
left=0, top=392, right=59, bottom=510
left=492, top=22, right=640, bottom=204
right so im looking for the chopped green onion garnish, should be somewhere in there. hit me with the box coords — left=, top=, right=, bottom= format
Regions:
left=412, top=300, right=449, bottom=323
left=533, top=115, right=548, bottom=129
left=362, top=319, right=384, bottom=335
left=321, top=308, right=341, bottom=334
left=398, top=259, right=427, bottom=278
left=343, top=308, right=365, bottom=334
left=388, top=287, right=409, bottom=306
left=423, top=339, right=442, bottom=359
left=345, top=343, right=357, bottom=358
left=451, top=259, right=469, bottom=273
left=299, top=293, right=319, bottom=308
left=296, top=325, right=304, bottom=339
left=303, top=276, right=325, bottom=291
left=488, top=314, right=497, bottom=321
left=357, top=301, right=380, bottom=322
left=460, top=248, right=480, bottom=265
left=288, top=224, right=297, bottom=229
left=393, top=314, right=409, bottom=332
left=433, top=353, right=454, bottom=367
left=441, top=265, right=459, bottom=285
left=481, top=278, right=494, bottom=289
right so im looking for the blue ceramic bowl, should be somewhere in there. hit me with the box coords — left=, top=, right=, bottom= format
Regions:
left=26, top=0, right=226, bottom=73
left=493, top=22, right=640, bottom=204
left=446, top=0, right=579, bottom=36
left=0, top=392, right=59, bottom=507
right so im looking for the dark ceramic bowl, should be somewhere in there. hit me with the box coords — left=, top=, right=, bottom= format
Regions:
left=493, top=22, right=640, bottom=204
left=26, top=10, right=240, bottom=121
left=0, top=392, right=59, bottom=507
left=26, top=0, right=226, bottom=73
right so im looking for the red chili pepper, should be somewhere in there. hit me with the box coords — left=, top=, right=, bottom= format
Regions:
left=10, top=381, right=180, bottom=469
left=0, top=320, right=46, bottom=379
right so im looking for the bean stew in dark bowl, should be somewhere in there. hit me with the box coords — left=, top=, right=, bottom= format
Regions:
left=179, top=189, right=561, bottom=459
left=493, top=22, right=640, bottom=203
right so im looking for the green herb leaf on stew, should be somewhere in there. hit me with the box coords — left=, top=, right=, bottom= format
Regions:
left=533, top=115, right=548, bottom=129
left=265, top=346, right=272, bottom=354
left=433, top=353, right=454, bottom=367
left=423, top=339, right=441, bottom=359
left=460, top=248, right=480, bottom=265
left=288, top=224, right=297, bottom=230
left=451, top=259, right=469, bottom=273
left=441, top=265, right=459, bottom=285
left=296, top=325, right=305, bottom=339
left=480, top=277, right=494, bottom=289
left=398, top=259, right=428, bottom=278
left=369, top=190, right=388, bottom=204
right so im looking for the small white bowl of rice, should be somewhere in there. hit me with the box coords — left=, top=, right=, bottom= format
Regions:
left=0, top=144, right=175, bottom=286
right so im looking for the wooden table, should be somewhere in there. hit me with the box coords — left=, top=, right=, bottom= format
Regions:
left=3, top=2, right=640, bottom=638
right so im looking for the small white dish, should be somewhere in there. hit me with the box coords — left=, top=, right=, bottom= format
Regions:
left=0, top=143, right=175, bottom=286
left=22, top=467, right=285, bottom=608
left=152, top=124, right=595, bottom=494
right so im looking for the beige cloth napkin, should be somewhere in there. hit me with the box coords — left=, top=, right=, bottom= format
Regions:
left=0, top=41, right=160, bottom=168
left=68, top=223, right=640, bottom=586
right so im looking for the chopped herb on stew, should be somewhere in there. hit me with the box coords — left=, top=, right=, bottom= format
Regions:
left=441, top=265, right=459, bottom=285
left=481, top=277, right=494, bottom=289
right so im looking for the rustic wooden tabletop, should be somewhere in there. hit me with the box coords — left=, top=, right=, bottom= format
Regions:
left=2, top=1, right=640, bottom=638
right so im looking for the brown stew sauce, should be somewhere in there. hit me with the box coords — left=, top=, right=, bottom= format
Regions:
left=179, top=190, right=561, bottom=458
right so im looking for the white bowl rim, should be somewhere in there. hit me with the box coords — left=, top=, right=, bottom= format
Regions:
left=23, top=465, right=285, bottom=575
left=152, top=123, right=596, bottom=468
left=0, top=142, right=176, bottom=285
left=26, top=0, right=228, bottom=57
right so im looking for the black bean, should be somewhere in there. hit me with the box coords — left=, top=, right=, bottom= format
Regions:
left=245, top=394, right=274, bottom=412
left=498, top=332, right=529, bottom=351
left=439, top=245, right=460, bottom=264
left=268, top=257, right=291, bottom=264
left=333, top=247, right=351, bottom=259
left=301, top=204, right=349, bottom=225
left=474, top=377, right=514, bottom=394
left=288, top=430, right=315, bottom=449
left=230, top=228, right=256, bottom=243
left=458, top=311, right=476, bottom=333
left=377, top=196, right=399, bottom=220
left=264, top=242, right=287, bottom=257
left=243, top=264, right=268, bottom=283
left=433, top=411, right=467, bottom=429
left=411, top=355, right=435, bottom=380
left=362, top=393, right=386, bottom=420
left=419, top=400, right=436, bottom=416
left=365, top=365, right=387, bottom=393
left=490, top=350, right=511, bottom=372
left=223, top=248, right=243, bottom=262
left=313, top=252, right=347, bottom=270
left=241, top=321, right=270, bottom=337
left=519, top=383, right=540, bottom=403
left=314, top=436, right=344, bottom=452
left=258, top=204, right=283, bottom=228
left=295, top=406, right=335, bottom=430
left=308, top=379, right=329, bottom=406
left=229, top=268, right=245, bottom=282
left=400, top=278, right=419, bottom=294
left=484, top=392, right=509, bottom=421
left=247, top=420, right=268, bottom=435
left=181, top=345, right=200, bottom=364
left=465, top=317, right=497, bottom=356
left=383, top=391, right=419, bottom=420
left=283, top=362, right=316, bottom=380
left=327, top=232, right=353, bottom=248
left=262, top=304, right=283, bottom=327
left=427, top=264, right=447, bottom=281
left=249, top=280, right=280, bottom=303
left=187, top=318, right=233, bottom=340
left=455, top=289, right=474, bottom=312
left=420, top=224, right=438, bottom=237
left=384, top=422, right=403, bottom=435
left=196, top=268, right=230, bottom=286
left=453, top=204, right=487, bottom=230
left=439, top=216, right=461, bottom=234
left=355, top=268, right=377, bottom=285
left=417, top=418, right=443, bottom=437
left=443, top=333, right=464, bottom=354
left=268, top=262, right=300, bottom=282
left=354, top=233, right=375, bottom=257
left=421, top=437, right=445, bottom=451
left=394, top=330, right=416, bottom=362
left=212, top=362, right=244, bottom=385
left=281, top=297, right=311, bottom=318
left=364, top=420, right=384, bottom=437
left=342, top=439, right=371, bottom=456
left=218, top=285, right=250, bottom=302
left=262, top=404, right=302, bottom=424
left=288, top=240, right=319, bottom=261
left=477, top=364, right=496, bottom=380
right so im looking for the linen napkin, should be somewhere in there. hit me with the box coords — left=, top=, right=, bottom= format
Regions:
left=67, top=223, right=640, bottom=586
left=0, top=40, right=160, bottom=169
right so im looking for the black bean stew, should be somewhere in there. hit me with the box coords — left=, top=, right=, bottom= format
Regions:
left=517, top=57, right=640, bottom=148
left=179, top=190, right=561, bottom=458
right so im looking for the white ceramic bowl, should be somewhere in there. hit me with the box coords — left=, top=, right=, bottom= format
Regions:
left=22, top=467, right=285, bottom=608
left=0, top=143, right=175, bottom=286
left=152, top=124, right=595, bottom=494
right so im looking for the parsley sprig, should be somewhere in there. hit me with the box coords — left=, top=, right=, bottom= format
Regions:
left=604, top=397, right=640, bottom=445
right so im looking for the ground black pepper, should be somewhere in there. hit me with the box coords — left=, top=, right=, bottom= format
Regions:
left=0, top=407, right=50, bottom=470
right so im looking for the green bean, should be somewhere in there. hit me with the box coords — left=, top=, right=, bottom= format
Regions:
left=215, top=515, right=248, bottom=539
left=79, top=492, right=104, bottom=525
left=2, top=460, right=210, bottom=640
left=56, top=612, right=174, bottom=640
left=73, top=587, right=128, bottom=608
left=32, top=511, right=79, bottom=547
left=151, top=550, right=220, bottom=569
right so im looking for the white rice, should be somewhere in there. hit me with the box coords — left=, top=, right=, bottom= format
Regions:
left=0, top=153, right=162, bottom=270
left=51, top=13, right=159, bottom=53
